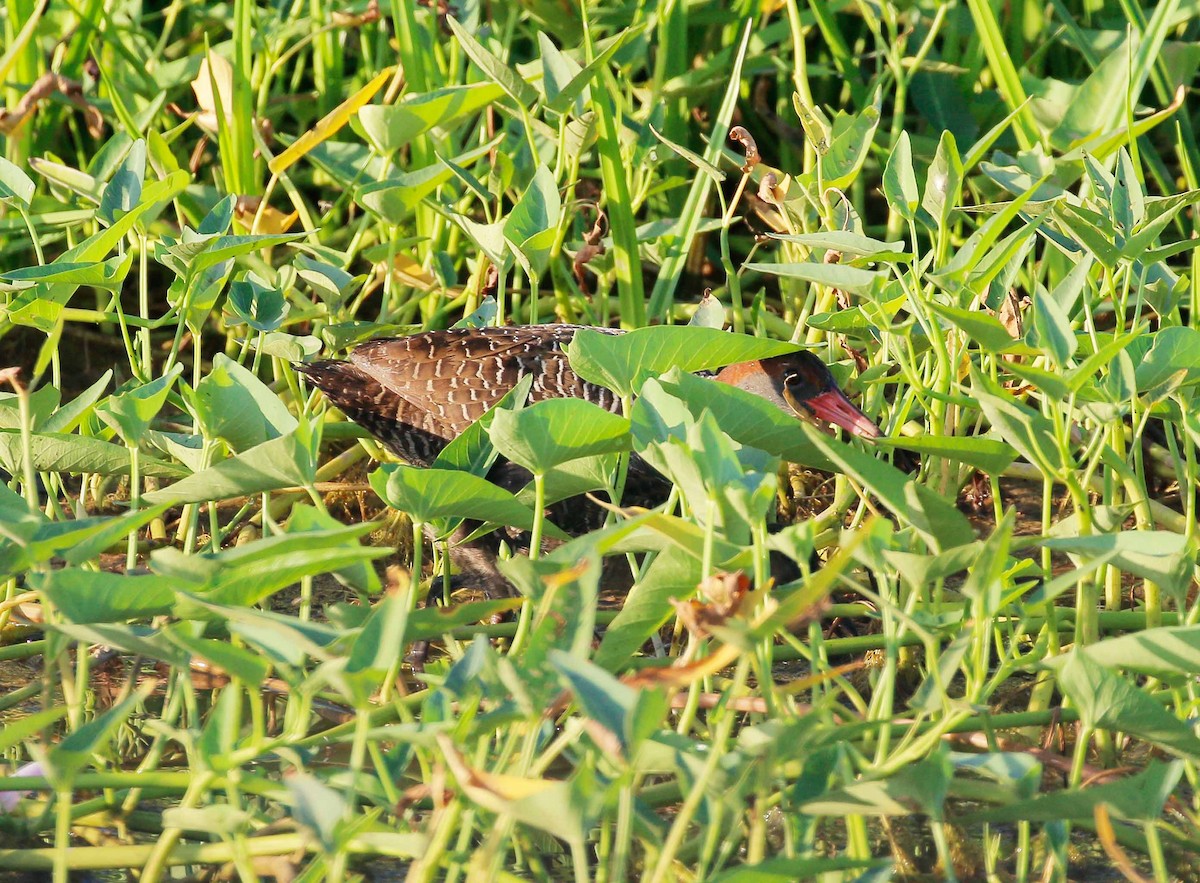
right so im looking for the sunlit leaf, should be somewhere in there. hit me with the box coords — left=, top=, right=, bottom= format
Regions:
left=489, top=397, right=629, bottom=474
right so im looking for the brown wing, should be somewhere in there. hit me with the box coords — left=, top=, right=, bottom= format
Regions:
left=294, top=360, right=453, bottom=465
left=348, top=325, right=623, bottom=434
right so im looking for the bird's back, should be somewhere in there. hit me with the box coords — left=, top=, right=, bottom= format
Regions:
left=297, top=325, right=624, bottom=465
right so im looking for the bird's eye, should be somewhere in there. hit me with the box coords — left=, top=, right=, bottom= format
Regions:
left=784, top=372, right=815, bottom=398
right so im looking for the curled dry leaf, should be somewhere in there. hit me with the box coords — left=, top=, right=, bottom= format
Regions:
left=572, top=207, right=608, bottom=295
left=757, top=171, right=780, bottom=204
left=481, top=263, right=500, bottom=300
left=961, top=469, right=992, bottom=513
left=729, top=125, right=759, bottom=173
left=995, top=289, right=1026, bottom=339
left=670, top=571, right=750, bottom=639
left=188, top=135, right=210, bottom=175
left=395, top=782, right=454, bottom=817
left=993, top=289, right=1030, bottom=381
left=822, top=248, right=852, bottom=309
left=840, top=341, right=869, bottom=374
left=0, top=73, right=103, bottom=138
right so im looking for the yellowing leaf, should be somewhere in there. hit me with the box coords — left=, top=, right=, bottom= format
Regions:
left=391, top=252, right=438, bottom=291
left=437, top=735, right=555, bottom=806
left=270, top=67, right=395, bottom=175
left=191, top=52, right=235, bottom=133
left=235, top=196, right=298, bottom=234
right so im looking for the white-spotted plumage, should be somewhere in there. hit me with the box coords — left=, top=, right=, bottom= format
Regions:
left=295, top=325, right=624, bottom=466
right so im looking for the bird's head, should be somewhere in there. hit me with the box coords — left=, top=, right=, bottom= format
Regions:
left=714, top=351, right=882, bottom=439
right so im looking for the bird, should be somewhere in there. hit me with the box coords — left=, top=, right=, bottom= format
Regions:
left=294, top=324, right=880, bottom=467
left=295, top=324, right=881, bottom=591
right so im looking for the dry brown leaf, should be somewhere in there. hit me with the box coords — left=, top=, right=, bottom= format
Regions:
left=572, top=208, right=607, bottom=295
left=0, top=73, right=102, bottom=138
left=729, top=125, right=759, bottom=173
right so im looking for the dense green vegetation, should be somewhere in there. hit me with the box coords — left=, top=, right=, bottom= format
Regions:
left=3, top=0, right=1200, bottom=879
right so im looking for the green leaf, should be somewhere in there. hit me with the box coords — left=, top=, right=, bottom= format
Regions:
left=513, top=556, right=603, bottom=666
left=0, top=707, right=68, bottom=754
left=798, top=424, right=975, bottom=551
left=287, top=774, right=347, bottom=853
left=539, top=32, right=582, bottom=109
left=1135, top=326, right=1200, bottom=391
left=199, top=194, right=236, bottom=235
left=50, top=622, right=191, bottom=666
left=357, top=82, right=504, bottom=153
left=41, top=371, right=113, bottom=434
left=45, top=687, right=152, bottom=788
left=408, top=597, right=523, bottom=641
left=931, top=184, right=1049, bottom=282
left=1029, top=289, right=1076, bottom=368
left=970, top=368, right=1070, bottom=477
left=446, top=16, right=537, bottom=108
left=434, top=374, right=533, bottom=480
left=882, top=130, right=919, bottom=219
left=764, top=231, right=908, bottom=261
left=741, top=261, right=884, bottom=294
left=593, top=544, right=699, bottom=671
left=369, top=463, right=546, bottom=531
left=688, top=292, right=725, bottom=329
left=875, top=435, right=1017, bottom=475
left=345, top=593, right=409, bottom=680
left=966, top=760, right=1182, bottom=825
left=94, top=365, right=183, bottom=445
left=0, top=384, right=59, bottom=429
left=488, top=398, right=630, bottom=475
left=1112, top=147, right=1145, bottom=235
left=251, top=331, right=323, bottom=361
left=551, top=649, right=669, bottom=755
left=1000, top=360, right=1071, bottom=402
left=189, top=353, right=297, bottom=451
left=544, top=27, right=637, bottom=115
left=33, top=568, right=176, bottom=622
left=822, top=101, right=880, bottom=190
left=921, top=130, right=963, bottom=232
left=0, top=430, right=186, bottom=478
left=0, top=155, right=36, bottom=205
left=226, top=277, right=289, bottom=332
left=285, top=504, right=382, bottom=595
left=155, top=525, right=385, bottom=609
left=142, top=427, right=318, bottom=505
left=503, top=164, right=561, bottom=278
left=1071, top=626, right=1200, bottom=681
left=356, top=141, right=495, bottom=223
left=1041, top=530, right=1191, bottom=600
left=1055, top=652, right=1200, bottom=760
left=650, top=125, right=724, bottom=185
left=0, top=505, right=169, bottom=581
left=0, top=253, right=133, bottom=293
left=802, top=750, right=953, bottom=819
left=567, top=326, right=799, bottom=398
left=651, top=371, right=836, bottom=471
left=97, top=138, right=146, bottom=225
left=29, top=156, right=102, bottom=202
